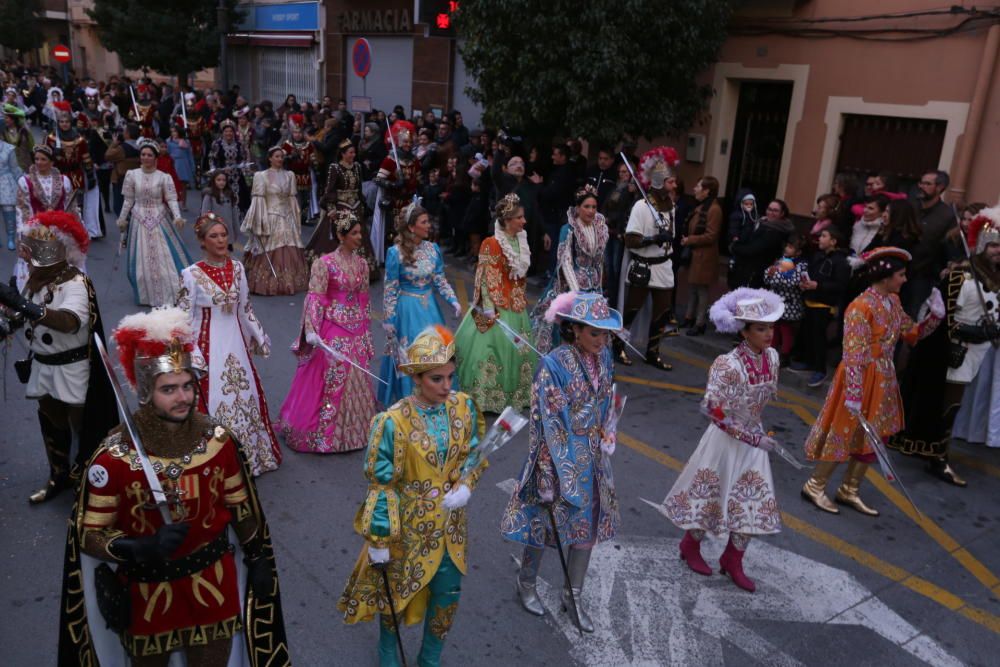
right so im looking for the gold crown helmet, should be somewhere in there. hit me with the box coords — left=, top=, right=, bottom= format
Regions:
left=112, top=307, right=206, bottom=404
left=399, top=325, right=456, bottom=376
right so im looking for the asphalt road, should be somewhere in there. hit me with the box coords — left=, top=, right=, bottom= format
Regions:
left=1, top=191, right=998, bottom=666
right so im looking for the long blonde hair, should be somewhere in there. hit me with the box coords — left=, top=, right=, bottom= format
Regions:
left=395, top=203, right=427, bottom=266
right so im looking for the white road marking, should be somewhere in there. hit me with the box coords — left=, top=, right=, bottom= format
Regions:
left=495, top=479, right=961, bottom=667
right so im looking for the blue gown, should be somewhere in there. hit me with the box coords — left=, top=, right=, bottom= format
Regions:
left=377, top=241, right=461, bottom=405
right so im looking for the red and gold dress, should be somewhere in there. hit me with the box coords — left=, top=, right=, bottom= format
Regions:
left=804, top=287, right=940, bottom=461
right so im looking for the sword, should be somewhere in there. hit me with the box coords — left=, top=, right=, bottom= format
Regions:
left=179, top=92, right=188, bottom=129
left=386, top=118, right=401, bottom=174
left=546, top=504, right=584, bottom=637
left=854, top=410, right=922, bottom=518
left=128, top=85, right=141, bottom=124
left=246, top=232, right=277, bottom=278
left=314, top=337, right=389, bottom=386
left=93, top=334, right=173, bottom=524
left=373, top=561, right=407, bottom=666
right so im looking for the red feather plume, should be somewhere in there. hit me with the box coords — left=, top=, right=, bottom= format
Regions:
left=33, top=210, right=89, bottom=256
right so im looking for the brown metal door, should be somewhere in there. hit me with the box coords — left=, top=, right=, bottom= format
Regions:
left=725, top=82, right=793, bottom=209
left=836, top=114, right=946, bottom=194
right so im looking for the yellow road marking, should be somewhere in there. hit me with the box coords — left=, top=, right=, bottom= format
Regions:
left=617, top=373, right=1000, bottom=600
left=617, top=432, right=1000, bottom=635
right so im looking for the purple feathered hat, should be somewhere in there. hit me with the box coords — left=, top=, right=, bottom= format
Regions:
left=708, top=288, right=785, bottom=333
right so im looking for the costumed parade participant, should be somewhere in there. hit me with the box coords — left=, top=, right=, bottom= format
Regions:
left=281, top=115, right=319, bottom=226
left=209, top=119, right=252, bottom=214
left=128, top=83, right=157, bottom=138
left=802, top=247, right=944, bottom=516
left=890, top=206, right=1000, bottom=485
left=338, top=325, right=486, bottom=667
left=455, top=193, right=534, bottom=413
left=378, top=201, right=462, bottom=406
left=372, top=122, right=418, bottom=264
left=277, top=211, right=376, bottom=453
left=57, top=307, right=290, bottom=666
left=530, top=185, right=608, bottom=354
left=117, top=138, right=192, bottom=307
left=311, top=138, right=378, bottom=279
left=14, top=145, right=78, bottom=289
left=655, top=289, right=784, bottom=593
left=4, top=103, right=35, bottom=172
left=183, top=92, right=209, bottom=179
left=616, top=147, right=680, bottom=371
left=47, top=110, right=101, bottom=239
left=240, top=145, right=309, bottom=296
left=0, top=131, right=22, bottom=250
left=0, top=210, right=117, bottom=503
left=177, top=213, right=281, bottom=476
left=501, top=291, right=620, bottom=631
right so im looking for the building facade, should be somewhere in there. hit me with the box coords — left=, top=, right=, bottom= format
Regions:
left=669, top=0, right=1000, bottom=213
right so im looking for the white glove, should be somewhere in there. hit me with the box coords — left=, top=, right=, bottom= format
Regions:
left=538, top=487, right=554, bottom=504
left=757, top=435, right=777, bottom=452
left=305, top=331, right=322, bottom=347
left=845, top=400, right=862, bottom=415
left=382, top=322, right=396, bottom=337
left=453, top=303, right=462, bottom=319
left=173, top=217, right=185, bottom=230
left=368, top=546, right=390, bottom=564
left=927, top=287, right=945, bottom=319
left=600, top=434, right=616, bottom=456
left=441, top=484, right=471, bottom=510
left=482, top=309, right=496, bottom=321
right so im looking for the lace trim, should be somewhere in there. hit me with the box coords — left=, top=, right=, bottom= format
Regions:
left=493, top=222, right=530, bottom=280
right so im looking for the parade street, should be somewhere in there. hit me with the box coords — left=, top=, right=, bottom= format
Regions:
left=0, top=197, right=997, bottom=667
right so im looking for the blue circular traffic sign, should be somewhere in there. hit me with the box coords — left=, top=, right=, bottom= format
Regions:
left=352, top=39, right=372, bottom=79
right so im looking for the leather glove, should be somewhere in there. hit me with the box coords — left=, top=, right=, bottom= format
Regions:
left=757, top=435, right=777, bottom=452
left=109, top=522, right=191, bottom=562
left=305, top=331, right=322, bottom=347
left=845, top=400, right=862, bottom=415
left=368, top=546, right=390, bottom=564
left=442, top=484, right=471, bottom=510
left=0, top=282, right=44, bottom=321
left=246, top=554, right=275, bottom=599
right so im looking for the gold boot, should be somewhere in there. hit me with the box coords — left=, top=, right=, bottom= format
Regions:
left=835, top=459, right=879, bottom=516
left=801, top=461, right=840, bottom=514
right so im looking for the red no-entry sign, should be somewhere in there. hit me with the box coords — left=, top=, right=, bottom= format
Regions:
left=352, top=38, right=372, bottom=79
left=52, top=45, right=71, bottom=63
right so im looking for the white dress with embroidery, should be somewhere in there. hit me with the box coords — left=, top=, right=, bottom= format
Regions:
left=177, top=258, right=281, bottom=475
left=660, top=343, right=781, bottom=536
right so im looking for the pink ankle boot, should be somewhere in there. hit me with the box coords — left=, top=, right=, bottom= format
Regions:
left=679, top=531, right=712, bottom=576
left=719, top=538, right=756, bottom=592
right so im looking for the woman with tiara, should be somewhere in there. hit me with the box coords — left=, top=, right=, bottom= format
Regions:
left=378, top=200, right=462, bottom=405
left=240, top=144, right=309, bottom=295
left=277, top=211, right=377, bottom=453
left=177, top=212, right=282, bottom=476
left=455, top=193, right=534, bottom=413
left=117, top=137, right=192, bottom=306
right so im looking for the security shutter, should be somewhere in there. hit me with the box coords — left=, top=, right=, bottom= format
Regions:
left=258, top=47, right=320, bottom=104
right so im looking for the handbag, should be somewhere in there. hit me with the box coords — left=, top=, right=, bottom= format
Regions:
left=14, top=352, right=32, bottom=384
left=947, top=340, right=967, bottom=369
left=94, top=562, right=131, bottom=633
left=627, top=256, right=651, bottom=287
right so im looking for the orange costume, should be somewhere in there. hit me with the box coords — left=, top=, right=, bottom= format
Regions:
left=804, top=287, right=939, bottom=461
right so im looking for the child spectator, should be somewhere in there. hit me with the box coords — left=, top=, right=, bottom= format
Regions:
left=808, top=194, right=841, bottom=250
left=420, top=167, right=445, bottom=241
left=763, top=234, right=809, bottom=365
left=200, top=171, right=241, bottom=247
left=791, top=227, right=851, bottom=387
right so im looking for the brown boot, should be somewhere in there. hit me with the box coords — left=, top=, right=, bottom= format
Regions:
left=835, top=459, right=879, bottom=516
left=801, top=461, right=840, bottom=514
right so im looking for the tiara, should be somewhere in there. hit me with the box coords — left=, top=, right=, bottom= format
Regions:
left=194, top=212, right=226, bottom=236
left=334, top=211, right=359, bottom=234
left=575, top=184, right=598, bottom=200
left=496, top=193, right=521, bottom=221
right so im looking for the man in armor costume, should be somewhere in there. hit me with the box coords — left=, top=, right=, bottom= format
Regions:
left=889, top=207, right=1000, bottom=486
left=372, top=126, right=419, bottom=265
left=129, top=84, right=157, bottom=139
left=57, top=307, right=291, bottom=667
left=281, top=114, right=320, bottom=226
left=615, top=147, right=680, bottom=371
left=47, top=111, right=102, bottom=238
left=0, top=211, right=117, bottom=503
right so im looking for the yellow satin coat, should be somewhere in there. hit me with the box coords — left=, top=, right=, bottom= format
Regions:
left=338, top=392, right=486, bottom=625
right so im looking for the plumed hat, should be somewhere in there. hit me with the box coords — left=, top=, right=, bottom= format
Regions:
left=18, top=210, right=89, bottom=269
left=399, top=325, right=456, bottom=376
left=709, top=288, right=785, bottom=333
left=112, top=307, right=205, bottom=404
left=638, top=146, right=681, bottom=189
left=968, top=205, right=1000, bottom=254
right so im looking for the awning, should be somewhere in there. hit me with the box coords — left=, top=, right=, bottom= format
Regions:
left=226, top=32, right=315, bottom=48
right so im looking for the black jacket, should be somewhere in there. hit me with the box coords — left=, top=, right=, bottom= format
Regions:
left=537, top=163, right=576, bottom=228
left=730, top=217, right=795, bottom=288
left=804, top=248, right=851, bottom=309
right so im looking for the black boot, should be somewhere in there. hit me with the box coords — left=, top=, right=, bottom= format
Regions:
left=30, top=409, right=73, bottom=504
left=613, top=338, right=633, bottom=366
left=645, top=309, right=674, bottom=371
left=925, top=456, right=967, bottom=487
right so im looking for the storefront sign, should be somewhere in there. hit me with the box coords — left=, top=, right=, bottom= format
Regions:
left=241, top=2, right=319, bottom=32
left=337, top=9, right=412, bottom=34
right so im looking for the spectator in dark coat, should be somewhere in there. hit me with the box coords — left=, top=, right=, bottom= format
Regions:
left=585, top=147, right=617, bottom=208
left=729, top=198, right=794, bottom=288
left=908, top=169, right=955, bottom=316
left=727, top=190, right=757, bottom=288
left=533, top=144, right=576, bottom=273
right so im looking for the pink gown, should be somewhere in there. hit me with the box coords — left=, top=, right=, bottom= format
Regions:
left=277, top=249, right=377, bottom=453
